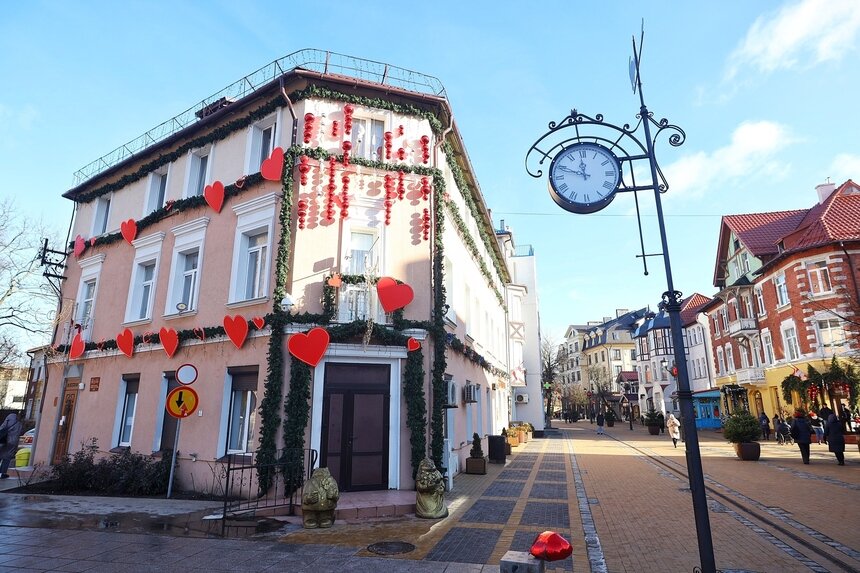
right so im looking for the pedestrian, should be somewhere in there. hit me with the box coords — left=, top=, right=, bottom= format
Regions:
left=666, top=413, right=681, bottom=448
left=759, top=412, right=771, bottom=441
left=771, top=413, right=780, bottom=438
left=790, top=410, right=813, bottom=464
left=656, top=412, right=665, bottom=434
left=0, top=412, right=23, bottom=479
left=825, top=413, right=845, bottom=465
left=809, top=412, right=824, bottom=444
left=596, top=411, right=605, bottom=435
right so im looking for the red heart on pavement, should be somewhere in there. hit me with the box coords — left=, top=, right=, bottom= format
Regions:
left=160, top=327, right=179, bottom=358
left=261, top=147, right=284, bottom=181
left=288, top=327, right=329, bottom=367
left=69, top=332, right=85, bottom=360
left=252, top=316, right=265, bottom=329
left=530, top=531, right=572, bottom=562
left=376, top=277, right=413, bottom=313
left=116, top=328, right=134, bottom=358
left=120, top=219, right=138, bottom=244
left=223, top=315, right=249, bottom=349
left=204, top=180, right=225, bottom=213
left=73, top=235, right=85, bottom=258
left=407, top=337, right=420, bottom=351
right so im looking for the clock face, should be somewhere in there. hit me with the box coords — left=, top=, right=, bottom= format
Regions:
left=547, top=143, right=621, bottom=214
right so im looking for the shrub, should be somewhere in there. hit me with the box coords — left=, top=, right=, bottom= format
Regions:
left=469, top=433, right=484, bottom=458
left=644, top=409, right=661, bottom=426
left=51, top=445, right=173, bottom=496
left=723, top=411, right=762, bottom=443
left=604, top=409, right=617, bottom=422
left=51, top=448, right=96, bottom=492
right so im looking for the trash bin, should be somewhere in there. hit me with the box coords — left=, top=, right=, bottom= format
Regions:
left=15, top=447, right=31, bottom=468
left=488, top=435, right=506, bottom=464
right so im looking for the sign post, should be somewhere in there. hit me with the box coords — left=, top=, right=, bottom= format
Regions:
left=165, top=372, right=199, bottom=499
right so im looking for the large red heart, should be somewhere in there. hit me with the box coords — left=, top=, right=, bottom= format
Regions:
left=530, top=531, right=573, bottom=562
left=376, top=277, right=414, bottom=313
left=69, top=332, right=85, bottom=360
left=160, top=327, right=179, bottom=358
left=288, top=327, right=329, bottom=367
left=73, top=235, right=85, bottom=258
left=116, top=328, right=134, bottom=358
left=223, top=315, right=249, bottom=349
left=261, top=147, right=284, bottom=181
left=204, top=180, right=225, bottom=213
left=252, top=316, right=266, bottom=330
left=120, top=219, right=138, bottom=244
left=407, top=337, right=420, bottom=351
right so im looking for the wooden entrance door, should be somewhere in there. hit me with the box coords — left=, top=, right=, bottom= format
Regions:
left=52, top=380, right=79, bottom=465
left=321, top=364, right=389, bottom=491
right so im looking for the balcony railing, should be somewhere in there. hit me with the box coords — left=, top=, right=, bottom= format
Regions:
left=735, top=367, right=765, bottom=384
left=728, top=317, right=757, bottom=336
left=336, top=283, right=387, bottom=324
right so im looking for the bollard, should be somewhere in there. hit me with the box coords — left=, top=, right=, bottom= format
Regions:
left=500, top=550, right=546, bottom=573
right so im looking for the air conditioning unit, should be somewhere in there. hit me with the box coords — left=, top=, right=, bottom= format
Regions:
left=515, top=393, right=529, bottom=404
left=445, top=377, right=458, bottom=408
left=463, top=384, right=478, bottom=403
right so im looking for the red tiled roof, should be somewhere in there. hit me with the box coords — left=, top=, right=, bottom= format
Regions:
left=679, top=293, right=712, bottom=327
left=723, top=210, right=808, bottom=257
left=780, top=180, right=860, bottom=250
left=618, top=371, right=638, bottom=381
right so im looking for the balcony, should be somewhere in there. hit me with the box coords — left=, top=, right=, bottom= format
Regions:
left=728, top=317, right=757, bottom=337
left=735, top=367, right=765, bottom=384
left=336, top=283, right=387, bottom=324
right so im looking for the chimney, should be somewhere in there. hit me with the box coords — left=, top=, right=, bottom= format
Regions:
left=615, top=308, right=629, bottom=318
left=816, top=181, right=836, bottom=204
left=499, top=218, right=505, bottom=232
left=603, top=316, right=612, bottom=324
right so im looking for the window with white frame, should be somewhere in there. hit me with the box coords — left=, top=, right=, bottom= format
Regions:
left=185, top=144, right=212, bottom=198
left=226, top=368, right=258, bottom=454
left=75, top=254, right=105, bottom=340
left=743, top=295, right=754, bottom=319
left=755, top=287, right=766, bottom=316
left=338, top=229, right=383, bottom=322
left=613, top=349, right=621, bottom=360
left=346, top=230, right=377, bottom=274
left=741, top=252, right=750, bottom=273
left=229, top=194, right=276, bottom=304
left=729, top=299, right=739, bottom=320
left=817, top=318, right=846, bottom=351
left=243, top=231, right=268, bottom=300
left=146, top=165, right=169, bottom=214
left=165, top=218, right=208, bottom=316
left=720, top=308, right=729, bottom=331
left=739, top=344, right=749, bottom=368
left=79, top=279, right=96, bottom=332
left=782, top=324, right=800, bottom=361
left=124, top=233, right=164, bottom=323
left=92, top=195, right=112, bottom=236
left=117, top=377, right=139, bottom=447
left=350, top=117, right=385, bottom=161
left=774, top=273, right=789, bottom=306
left=247, top=113, right=278, bottom=173
left=716, top=347, right=725, bottom=375
left=762, top=332, right=774, bottom=365
left=725, top=344, right=735, bottom=373
left=713, top=315, right=720, bottom=336
left=807, top=261, right=832, bottom=295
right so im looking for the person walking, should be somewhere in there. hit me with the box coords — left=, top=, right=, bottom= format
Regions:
left=0, top=412, right=23, bottom=479
left=772, top=413, right=780, bottom=439
left=656, top=412, right=665, bottom=434
left=790, top=410, right=813, bottom=464
left=596, top=411, right=605, bottom=435
left=666, top=413, right=681, bottom=448
left=825, top=413, right=846, bottom=465
left=759, top=412, right=771, bottom=441
left=809, top=412, right=825, bottom=445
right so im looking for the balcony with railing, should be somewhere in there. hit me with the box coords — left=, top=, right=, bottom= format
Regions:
left=735, top=367, right=765, bottom=384
left=335, top=283, right=388, bottom=324
left=728, top=317, right=757, bottom=337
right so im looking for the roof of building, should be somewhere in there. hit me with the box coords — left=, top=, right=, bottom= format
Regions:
left=582, top=308, right=649, bottom=349
left=679, top=293, right=713, bottom=327
left=617, top=371, right=638, bottom=382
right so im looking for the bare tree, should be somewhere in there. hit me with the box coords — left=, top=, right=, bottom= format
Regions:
left=541, top=336, right=559, bottom=424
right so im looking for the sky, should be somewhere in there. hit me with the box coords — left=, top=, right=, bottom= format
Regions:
left=2, top=0, right=859, bottom=345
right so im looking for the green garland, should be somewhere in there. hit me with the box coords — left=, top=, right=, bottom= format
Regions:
left=430, top=187, right=446, bottom=469
left=404, top=347, right=427, bottom=479
left=780, top=374, right=806, bottom=404
left=256, top=312, right=285, bottom=492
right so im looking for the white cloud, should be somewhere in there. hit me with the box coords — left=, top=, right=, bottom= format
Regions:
left=725, top=0, right=860, bottom=81
left=829, top=153, right=860, bottom=183
left=663, top=121, right=796, bottom=198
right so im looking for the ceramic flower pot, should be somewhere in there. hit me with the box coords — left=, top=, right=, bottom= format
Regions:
left=733, top=441, right=761, bottom=461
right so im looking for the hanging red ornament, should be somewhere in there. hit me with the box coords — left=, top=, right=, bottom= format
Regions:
left=383, top=174, right=395, bottom=226
left=420, top=176, right=432, bottom=201
left=397, top=147, right=406, bottom=161
left=342, top=140, right=352, bottom=166
left=340, top=173, right=350, bottom=219
left=303, top=113, right=315, bottom=144
left=422, top=208, right=431, bottom=241
left=326, top=157, right=337, bottom=221
left=331, top=120, right=340, bottom=138
left=297, top=198, right=308, bottom=229
left=384, top=194, right=392, bottom=226
left=397, top=171, right=406, bottom=200
left=343, top=104, right=354, bottom=135
left=420, top=134, right=431, bottom=164
left=384, top=131, right=393, bottom=160
left=398, top=124, right=405, bottom=137
left=298, top=155, right=311, bottom=186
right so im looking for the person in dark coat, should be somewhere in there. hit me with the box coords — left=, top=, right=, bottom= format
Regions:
left=825, top=413, right=846, bottom=465
left=759, top=412, right=771, bottom=441
left=0, top=413, right=23, bottom=478
left=596, top=412, right=605, bottom=435
left=656, top=412, right=665, bottom=434
left=790, top=411, right=813, bottom=464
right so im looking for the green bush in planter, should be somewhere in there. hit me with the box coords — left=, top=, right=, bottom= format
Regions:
left=604, top=409, right=617, bottom=422
left=470, top=433, right=484, bottom=458
left=723, top=411, right=761, bottom=443
left=644, top=408, right=661, bottom=426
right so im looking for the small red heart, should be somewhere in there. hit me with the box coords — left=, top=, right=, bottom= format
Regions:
left=407, top=337, right=420, bottom=351
left=73, top=235, right=85, bottom=258
left=288, top=327, right=329, bottom=367
left=376, top=277, right=414, bottom=313
left=116, top=328, right=134, bottom=358
left=234, top=176, right=246, bottom=189
left=261, top=147, right=284, bottom=181
left=530, top=531, right=573, bottom=562
left=159, top=327, right=179, bottom=358
left=252, top=316, right=265, bottom=329
left=224, top=315, right=249, bottom=348
left=89, top=237, right=97, bottom=247
left=193, top=327, right=206, bottom=341
left=69, top=332, right=85, bottom=360
left=120, top=219, right=138, bottom=244
left=204, top=180, right=225, bottom=213
left=327, top=274, right=342, bottom=287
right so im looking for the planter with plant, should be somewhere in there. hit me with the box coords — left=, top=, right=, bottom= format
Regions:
left=501, top=428, right=512, bottom=455
left=604, top=409, right=617, bottom=428
left=465, top=433, right=487, bottom=474
left=644, top=408, right=661, bottom=435
left=522, top=422, right=534, bottom=440
left=723, top=410, right=762, bottom=461
left=504, top=427, right=519, bottom=448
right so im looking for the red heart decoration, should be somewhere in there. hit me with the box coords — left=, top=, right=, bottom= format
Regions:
left=234, top=176, right=246, bottom=189
left=89, top=237, right=97, bottom=247
left=223, top=315, right=249, bottom=349
left=193, top=327, right=206, bottom=341
left=261, top=146, right=284, bottom=181
left=73, top=235, right=85, bottom=258
left=530, top=531, right=573, bottom=562
left=252, top=316, right=265, bottom=330
left=204, top=180, right=225, bottom=213
left=327, top=274, right=342, bottom=287
left=69, top=332, right=85, bottom=360
left=159, top=327, right=179, bottom=358
left=288, top=327, right=329, bottom=367
left=407, top=337, right=420, bottom=351
left=376, top=277, right=414, bottom=313
left=120, top=219, right=138, bottom=244
left=116, top=328, right=134, bottom=358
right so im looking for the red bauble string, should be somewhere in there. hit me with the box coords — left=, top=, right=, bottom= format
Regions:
left=420, top=176, right=431, bottom=201
left=384, top=131, right=393, bottom=160
left=420, top=134, right=431, bottom=164
left=398, top=124, right=405, bottom=137
left=397, top=147, right=406, bottom=161
left=342, top=140, right=352, bottom=167
left=297, top=199, right=308, bottom=229
left=343, top=104, right=354, bottom=135
left=298, top=155, right=311, bottom=186
left=383, top=174, right=395, bottom=226
left=326, top=157, right=337, bottom=221
left=340, top=173, right=350, bottom=219
left=397, top=171, right=406, bottom=200
left=303, top=113, right=315, bottom=144
left=422, top=208, right=431, bottom=241
left=331, top=120, right=339, bottom=138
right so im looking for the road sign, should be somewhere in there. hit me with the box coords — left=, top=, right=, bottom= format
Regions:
left=166, top=386, right=199, bottom=418
left=176, top=363, right=198, bottom=385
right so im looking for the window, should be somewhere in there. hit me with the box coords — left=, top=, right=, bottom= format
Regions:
left=774, top=273, right=789, bottom=306
left=817, top=319, right=846, bottom=350
left=146, top=166, right=169, bottom=214
left=762, top=332, right=774, bottom=365
left=729, top=299, right=739, bottom=321
left=79, top=279, right=96, bottom=331
left=186, top=145, right=212, bottom=197
left=347, top=230, right=377, bottom=274
left=716, top=348, right=725, bottom=375
left=613, top=349, right=622, bottom=360
left=92, top=195, right=111, bottom=236
left=725, top=344, right=735, bottom=373
left=741, top=252, right=750, bottom=273
left=350, top=117, right=385, bottom=161
left=226, top=368, right=258, bottom=454
left=755, top=287, right=766, bottom=316
left=611, top=332, right=620, bottom=340
left=75, top=254, right=105, bottom=340
left=614, top=365, right=622, bottom=376
left=720, top=308, right=728, bottom=331
left=131, top=261, right=156, bottom=320
left=229, top=194, right=276, bottom=304
left=125, top=233, right=164, bottom=323
left=782, top=325, right=800, bottom=361
left=166, top=218, right=208, bottom=316
left=248, top=114, right=278, bottom=172
left=743, top=296, right=754, bottom=320
left=118, top=378, right=139, bottom=447
left=739, top=345, right=749, bottom=368
left=807, top=261, right=832, bottom=295
left=713, top=315, right=720, bottom=336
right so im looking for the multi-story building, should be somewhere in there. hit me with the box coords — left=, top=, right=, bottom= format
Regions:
left=557, top=324, right=590, bottom=415
left=33, top=51, right=531, bottom=493
left=582, top=309, right=646, bottom=391
left=705, top=180, right=860, bottom=419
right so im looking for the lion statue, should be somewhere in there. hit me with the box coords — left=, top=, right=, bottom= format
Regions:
left=415, top=457, right=448, bottom=519
left=301, top=467, right=340, bottom=528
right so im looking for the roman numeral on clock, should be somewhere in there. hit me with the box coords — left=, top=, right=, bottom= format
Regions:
left=603, top=181, right=614, bottom=190
left=559, top=182, right=569, bottom=192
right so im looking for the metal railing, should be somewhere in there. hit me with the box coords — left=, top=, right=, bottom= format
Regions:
left=221, top=447, right=317, bottom=535
left=728, top=317, right=757, bottom=336
left=735, top=367, right=765, bottom=384
left=72, top=49, right=447, bottom=186
left=336, top=283, right=389, bottom=324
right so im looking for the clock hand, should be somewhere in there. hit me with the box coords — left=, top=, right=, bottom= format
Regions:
left=578, top=161, right=591, bottom=180
left=557, top=165, right=576, bottom=173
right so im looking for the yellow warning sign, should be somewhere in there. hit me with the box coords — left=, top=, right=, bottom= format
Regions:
left=166, top=386, right=199, bottom=419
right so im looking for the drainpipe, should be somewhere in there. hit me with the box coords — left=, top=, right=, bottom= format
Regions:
left=279, top=77, right=298, bottom=147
